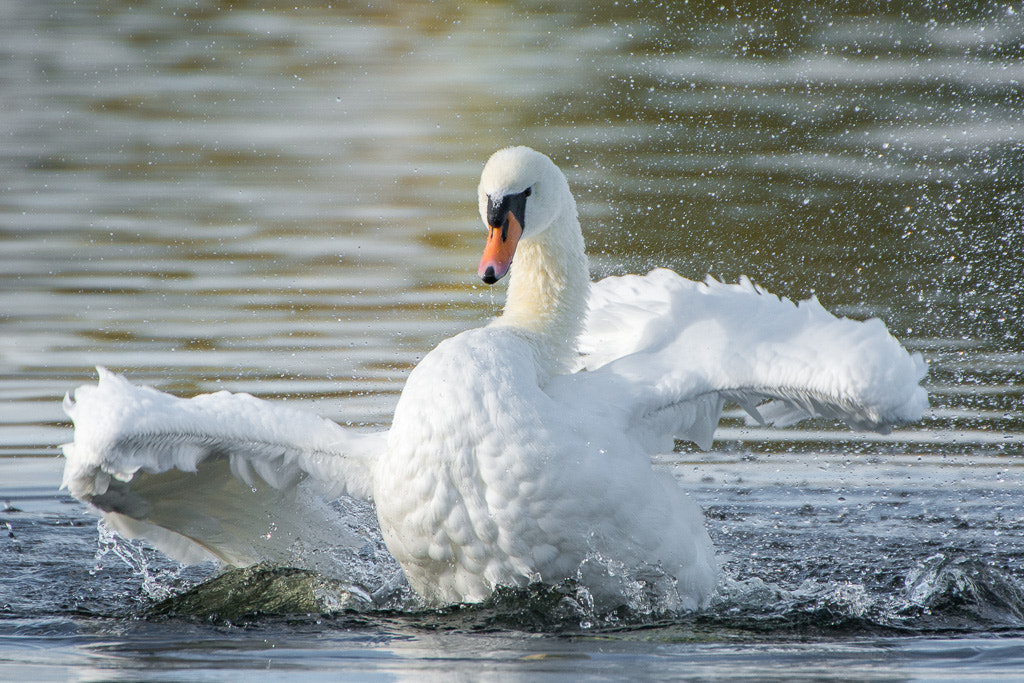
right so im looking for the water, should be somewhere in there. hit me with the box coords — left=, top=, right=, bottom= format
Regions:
left=2, top=0, right=1023, bottom=678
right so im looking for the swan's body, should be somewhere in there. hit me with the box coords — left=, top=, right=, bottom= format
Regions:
left=375, top=326, right=716, bottom=605
left=62, top=147, right=927, bottom=609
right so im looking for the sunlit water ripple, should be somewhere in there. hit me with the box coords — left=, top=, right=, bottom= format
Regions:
left=2, top=0, right=1023, bottom=679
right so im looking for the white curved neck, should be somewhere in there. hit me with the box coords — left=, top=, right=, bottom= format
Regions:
left=491, top=208, right=590, bottom=380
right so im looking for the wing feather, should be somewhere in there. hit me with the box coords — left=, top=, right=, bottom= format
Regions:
left=568, top=269, right=928, bottom=451
left=62, top=368, right=386, bottom=566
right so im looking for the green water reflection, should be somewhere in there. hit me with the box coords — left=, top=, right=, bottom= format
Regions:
left=0, top=0, right=1021, bottom=453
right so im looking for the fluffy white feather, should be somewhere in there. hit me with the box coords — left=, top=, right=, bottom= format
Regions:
left=63, top=367, right=383, bottom=565
left=575, top=269, right=928, bottom=449
left=62, top=146, right=927, bottom=609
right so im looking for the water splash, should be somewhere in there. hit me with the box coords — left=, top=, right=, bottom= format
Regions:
left=90, top=522, right=205, bottom=605
left=77, top=504, right=1024, bottom=636
left=150, top=564, right=369, bottom=621
left=85, top=491, right=1024, bottom=635
left=897, top=553, right=1024, bottom=630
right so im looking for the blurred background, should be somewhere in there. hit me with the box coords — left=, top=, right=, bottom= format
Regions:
left=2, top=0, right=1022, bottom=465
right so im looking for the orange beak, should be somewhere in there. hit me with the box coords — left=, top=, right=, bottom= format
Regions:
left=478, top=211, right=523, bottom=284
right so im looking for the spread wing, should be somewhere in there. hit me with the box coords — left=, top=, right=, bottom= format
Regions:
left=554, top=269, right=928, bottom=453
left=62, top=368, right=386, bottom=566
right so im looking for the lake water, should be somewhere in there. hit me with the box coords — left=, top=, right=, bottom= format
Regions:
left=2, top=0, right=1024, bottom=679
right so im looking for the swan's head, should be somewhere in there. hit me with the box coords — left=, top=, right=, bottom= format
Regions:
left=477, top=146, right=571, bottom=284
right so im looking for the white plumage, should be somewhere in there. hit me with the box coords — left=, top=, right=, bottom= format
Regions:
left=62, top=146, right=927, bottom=609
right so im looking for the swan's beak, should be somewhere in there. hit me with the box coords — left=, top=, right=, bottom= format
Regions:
left=479, top=189, right=530, bottom=284
left=478, top=212, right=523, bottom=284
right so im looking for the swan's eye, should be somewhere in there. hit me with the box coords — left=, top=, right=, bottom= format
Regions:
left=486, top=188, right=531, bottom=232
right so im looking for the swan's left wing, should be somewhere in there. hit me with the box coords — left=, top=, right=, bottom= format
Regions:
left=554, top=269, right=928, bottom=452
left=62, top=368, right=386, bottom=567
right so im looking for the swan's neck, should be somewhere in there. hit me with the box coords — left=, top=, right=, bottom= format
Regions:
left=492, top=210, right=589, bottom=379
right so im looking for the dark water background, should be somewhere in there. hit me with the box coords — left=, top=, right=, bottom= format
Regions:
left=2, top=0, right=1023, bottom=679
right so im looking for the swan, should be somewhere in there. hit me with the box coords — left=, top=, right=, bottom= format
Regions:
left=62, top=146, right=928, bottom=609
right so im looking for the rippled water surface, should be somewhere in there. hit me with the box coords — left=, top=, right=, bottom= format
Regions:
left=2, top=1, right=1024, bottom=679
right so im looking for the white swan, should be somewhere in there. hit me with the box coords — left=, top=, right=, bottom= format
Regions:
left=62, top=146, right=928, bottom=609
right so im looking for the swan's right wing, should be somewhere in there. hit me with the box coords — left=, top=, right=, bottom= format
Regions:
left=563, top=269, right=928, bottom=452
left=62, top=368, right=386, bottom=567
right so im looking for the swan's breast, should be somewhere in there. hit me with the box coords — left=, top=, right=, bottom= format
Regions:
left=373, top=328, right=570, bottom=601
